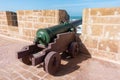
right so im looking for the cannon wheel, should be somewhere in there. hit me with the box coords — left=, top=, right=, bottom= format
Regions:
left=68, top=42, right=79, bottom=58
left=43, top=51, right=61, bottom=75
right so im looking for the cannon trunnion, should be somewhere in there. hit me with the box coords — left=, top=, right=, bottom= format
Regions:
left=17, top=19, right=82, bottom=75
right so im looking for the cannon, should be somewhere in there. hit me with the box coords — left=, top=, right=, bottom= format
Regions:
left=17, top=19, right=82, bottom=75
left=34, top=19, right=81, bottom=46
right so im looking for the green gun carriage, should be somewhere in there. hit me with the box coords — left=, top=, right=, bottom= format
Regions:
left=17, top=19, right=82, bottom=75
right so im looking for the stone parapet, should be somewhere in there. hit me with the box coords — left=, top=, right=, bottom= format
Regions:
left=81, top=8, right=120, bottom=63
left=0, top=10, right=69, bottom=41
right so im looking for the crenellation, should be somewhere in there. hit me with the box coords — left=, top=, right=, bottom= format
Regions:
left=0, top=10, right=69, bottom=41
left=82, top=7, right=120, bottom=63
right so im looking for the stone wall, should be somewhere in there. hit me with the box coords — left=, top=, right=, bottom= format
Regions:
left=81, top=8, right=120, bottom=63
left=0, top=11, right=8, bottom=35
left=17, top=10, right=69, bottom=41
left=0, top=10, right=69, bottom=41
left=0, top=11, right=18, bottom=37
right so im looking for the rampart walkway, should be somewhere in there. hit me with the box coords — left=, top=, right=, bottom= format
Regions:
left=0, top=35, right=120, bottom=80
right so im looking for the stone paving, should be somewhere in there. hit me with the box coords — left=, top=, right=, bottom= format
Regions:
left=0, top=35, right=120, bottom=80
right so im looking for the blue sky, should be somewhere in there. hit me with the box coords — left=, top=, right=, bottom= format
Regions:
left=0, top=0, right=120, bottom=16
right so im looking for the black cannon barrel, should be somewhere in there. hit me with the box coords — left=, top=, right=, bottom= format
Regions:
left=35, top=19, right=82, bottom=46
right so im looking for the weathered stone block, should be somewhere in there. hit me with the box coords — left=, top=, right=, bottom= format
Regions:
left=17, top=10, right=25, bottom=15
left=23, top=29, right=32, bottom=37
left=25, top=16, right=34, bottom=21
left=91, top=25, right=103, bottom=36
left=90, top=8, right=120, bottom=16
left=83, top=36, right=98, bottom=49
left=98, top=51, right=116, bottom=61
left=44, top=17, right=55, bottom=23
left=8, top=26, right=19, bottom=32
left=85, top=48, right=98, bottom=56
left=83, top=9, right=90, bottom=24
left=0, top=16, right=6, bottom=20
left=34, top=23, right=46, bottom=29
left=18, top=22, right=25, bottom=27
left=1, top=21, right=8, bottom=25
left=38, top=17, right=44, bottom=22
left=33, top=10, right=43, bottom=16
left=43, top=10, right=56, bottom=17
left=82, top=24, right=104, bottom=36
left=1, top=26, right=8, bottom=30
left=82, top=24, right=87, bottom=35
left=91, top=16, right=120, bottom=24
left=24, top=22, right=33, bottom=28
left=104, top=25, right=120, bottom=39
left=24, top=10, right=33, bottom=15
left=98, top=39, right=119, bottom=53
left=31, top=30, right=37, bottom=37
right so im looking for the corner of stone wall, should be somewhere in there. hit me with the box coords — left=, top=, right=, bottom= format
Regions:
left=58, top=10, right=70, bottom=23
